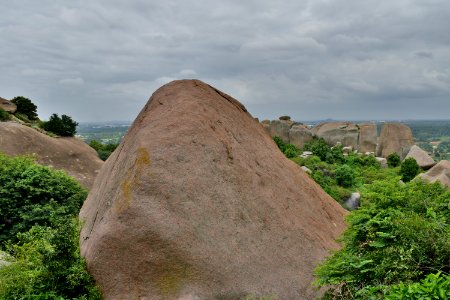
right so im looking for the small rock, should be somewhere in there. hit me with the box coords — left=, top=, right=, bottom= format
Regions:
left=301, top=166, right=312, bottom=174
left=345, top=192, right=360, bottom=210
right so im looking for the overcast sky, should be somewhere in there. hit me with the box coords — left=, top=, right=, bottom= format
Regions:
left=1, top=1, right=449, bottom=122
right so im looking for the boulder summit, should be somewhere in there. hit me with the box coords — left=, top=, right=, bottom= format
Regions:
left=80, top=80, right=346, bottom=299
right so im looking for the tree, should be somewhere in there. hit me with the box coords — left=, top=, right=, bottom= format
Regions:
left=387, top=153, right=401, bottom=168
left=11, top=96, right=38, bottom=120
left=42, top=114, right=78, bottom=137
left=400, top=157, right=420, bottom=182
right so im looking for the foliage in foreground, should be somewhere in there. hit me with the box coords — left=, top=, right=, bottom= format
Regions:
left=0, top=152, right=99, bottom=299
left=315, top=178, right=450, bottom=299
left=0, top=219, right=101, bottom=299
left=0, top=153, right=87, bottom=245
left=88, top=140, right=119, bottom=161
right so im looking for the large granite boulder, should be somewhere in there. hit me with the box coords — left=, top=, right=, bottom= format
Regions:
left=405, top=145, right=436, bottom=169
left=416, top=160, right=450, bottom=188
left=358, top=123, right=377, bottom=153
left=311, top=121, right=359, bottom=148
left=0, top=97, right=17, bottom=113
left=0, top=122, right=103, bottom=189
left=377, top=122, right=414, bottom=159
left=264, top=119, right=293, bottom=143
left=80, top=80, right=346, bottom=300
left=289, top=124, right=313, bottom=148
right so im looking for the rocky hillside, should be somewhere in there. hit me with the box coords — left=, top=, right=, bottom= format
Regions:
left=0, top=121, right=103, bottom=189
left=80, top=80, right=347, bottom=299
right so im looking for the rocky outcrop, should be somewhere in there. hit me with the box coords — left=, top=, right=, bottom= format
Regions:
left=405, top=145, right=436, bottom=169
left=416, top=160, right=450, bottom=188
left=0, top=97, right=16, bottom=113
left=289, top=124, right=313, bottom=148
left=358, top=123, right=377, bottom=153
left=377, top=122, right=414, bottom=159
left=80, top=80, right=347, bottom=300
left=0, top=122, right=103, bottom=189
left=311, top=122, right=359, bottom=149
left=262, top=119, right=293, bottom=143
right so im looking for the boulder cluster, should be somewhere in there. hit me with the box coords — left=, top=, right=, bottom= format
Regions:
left=261, top=117, right=417, bottom=160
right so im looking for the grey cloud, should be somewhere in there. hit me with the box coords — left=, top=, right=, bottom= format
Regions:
left=1, top=0, right=450, bottom=122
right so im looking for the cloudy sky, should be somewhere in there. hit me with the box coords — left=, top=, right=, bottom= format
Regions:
left=1, top=1, right=449, bottom=122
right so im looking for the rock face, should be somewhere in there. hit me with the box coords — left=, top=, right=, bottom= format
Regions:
left=377, top=122, right=414, bottom=159
left=311, top=122, right=359, bottom=149
left=416, top=160, right=450, bottom=188
left=0, top=97, right=16, bottom=113
left=0, top=122, right=103, bottom=189
left=262, top=119, right=293, bottom=143
left=79, top=80, right=346, bottom=300
left=405, top=145, right=436, bottom=169
left=358, top=123, right=377, bottom=153
left=289, top=124, right=313, bottom=148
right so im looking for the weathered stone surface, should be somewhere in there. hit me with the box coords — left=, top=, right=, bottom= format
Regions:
left=377, top=122, right=414, bottom=159
left=376, top=157, right=388, bottom=168
left=80, top=80, right=346, bottom=300
left=266, top=119, right=293, bottom=143
left=0, top=97, right=16, bottom=113
left=405, top=145, right=436, bottom=169
left=311, top=122, right=359, bottom=148
left=358, top=123, right=377, bottom=153
left=344, top=192, right=360, bottom=210
left=416, top=160, right=450, bottom=188
left=0, top=122, right=103, bottom=189
left=289, top=124, right=313, bottom=148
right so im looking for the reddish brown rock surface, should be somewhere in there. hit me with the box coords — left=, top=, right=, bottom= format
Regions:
left=0, top=97, right=17, bottom=113
left=79, top=80, right=346, bottom=300
left=0, top=122, right=103, bottom=189
left=377, top=122, right=414, bottom=159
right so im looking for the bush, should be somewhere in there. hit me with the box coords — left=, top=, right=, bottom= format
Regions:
left=387, top=153, right=401, bottom=168
left=272, top=137, right=300, bottom=158
left=0, top=219, right=101, bottom=299
left=303, top=138, right=330, bottom=161
left=0, top=108, right=10, bottom=121
left=89, top=140, right=119, bottom=161
left=315, top=179, right=450, bottom=298
left=335, top=165, right=356, bottom=188
left=11, top=96, right=38, bottom=121
left=400, top=157, right=420, bottom=182
left=385, top=272, right=450, bottom=299
left=0, top=153, right=87, bottom=245
left=42, top=113, right=78, bottom=137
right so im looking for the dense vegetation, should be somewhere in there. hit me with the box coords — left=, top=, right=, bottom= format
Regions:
left=42, top=113, right=79, bottom=137
left=274, top=136, right=450, bottom=299
left=88, top=140, right=119, bottom=161
left=0, top=108, right=10, bottom=121
left=0, top=153, right=100, bottom=299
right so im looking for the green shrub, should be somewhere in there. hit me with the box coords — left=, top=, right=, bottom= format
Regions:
left=335, top=165, right=356, bottom=188
left=303, top=138, right=330, bottom=161
left=362, top=155, right=380, bottom=168
left=387, top=153, right=401, bottom=168
left=400, top=157, right=420, bottom=182
left=0, top=219, right=101, bottom=299
left=315, top=179, right=450, bottom=298
left=42, top=113, right=78, bottom=137
left=0, top=108, right=10, bottom=121
left=283, top=144, right=299, bottom=158
left=88, top=140, right=119, bottom=161
left=0, top=153, right=87, bottom=245
left=11, top=96, right=38, bottom=120
left=385, top=272, right=450, bottom=299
